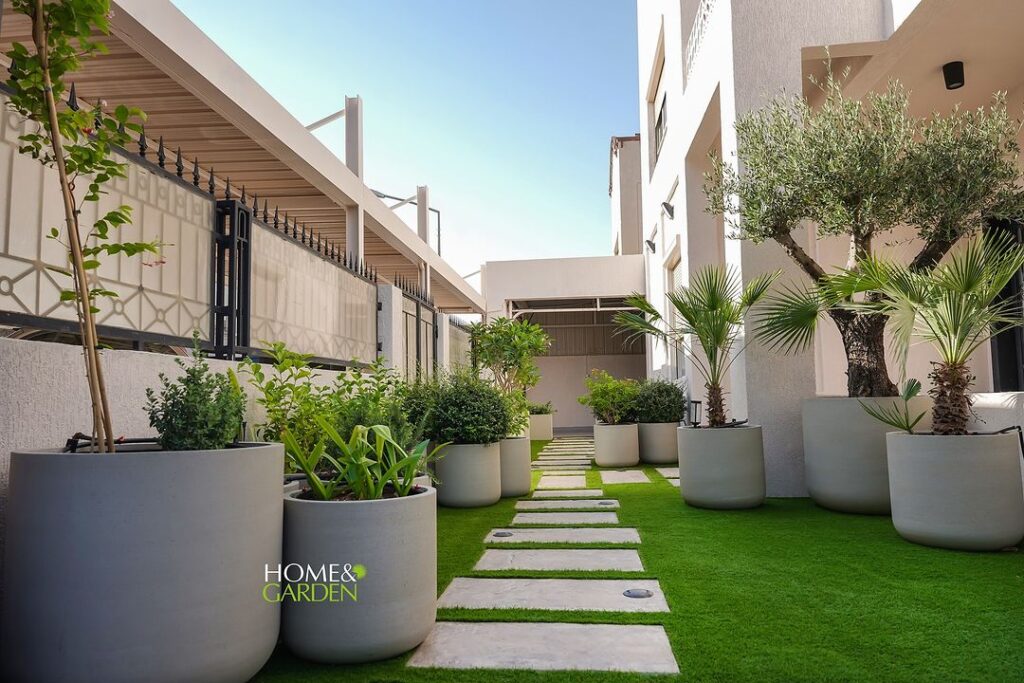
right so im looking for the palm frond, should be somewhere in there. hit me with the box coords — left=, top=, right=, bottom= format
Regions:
left=755, top=284, right=825, bottom=354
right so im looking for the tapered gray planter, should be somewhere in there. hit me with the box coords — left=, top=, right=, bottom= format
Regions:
left=887, top=432, right=1024, bottom=551
left=434, top=442, right=502, bottom=507
left=281, top=486, right=437, bottom=662
left=2, top=442, right=283, bottom=683
left=594, top=422, right=639, bottom=467
left=638, top=422, right=679, bottom=464
left=804, top=397, right=932, bottom=514
left=500, top=436, right=532, bottom=497
left=529, top=413, right=554, bottom=440
left=677, top=425, right=765, bottom=509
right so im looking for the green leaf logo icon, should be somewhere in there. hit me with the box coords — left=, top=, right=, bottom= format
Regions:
left=352, top=564, right=367, bottom=580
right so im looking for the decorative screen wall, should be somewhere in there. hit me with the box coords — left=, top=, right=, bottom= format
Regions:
left=449, top=321, right=472, bottom=367
left=0, top=97, right=213, bottom=339
left=250, top=223, right=376, bottom=364
left=401, top=295, right=434, bottom=379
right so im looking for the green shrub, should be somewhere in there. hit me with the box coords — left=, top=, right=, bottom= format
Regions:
left=504, top=391, right=530, bottom=436
left=333, top=359, right=416, bottom=450
left=527, top=401, right=554, bottom=415
left=633, top=379, right=687, bottom=423
left=429, top=368, right=511, bottom=444
left=577, top=369, right=639, bottom=425
left=403, top=375, right=439, bottom=440
left=145, top=338, right=245, bottom=451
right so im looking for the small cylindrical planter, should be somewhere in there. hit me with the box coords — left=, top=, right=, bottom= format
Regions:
left=638, top=422, right=680, bottom=464
left=500, top=436, right=532, bottom=497
left=529, top=413, right=554, bottom=440
left=887, top=432, right=1024, bottom=551
left=594, top=422, right=639, bottom=467
left=434, top=442, right=502, bottom=507
left=2, top=443, right=283, bottom=683
left=804, top=397, right=932, bottom=514
left=677, top=426, right=765, bottom=509
left=281, top=486, right=437, bottom=663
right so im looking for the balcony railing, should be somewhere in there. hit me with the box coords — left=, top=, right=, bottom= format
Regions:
left=685, top=0, right=716, bottom=85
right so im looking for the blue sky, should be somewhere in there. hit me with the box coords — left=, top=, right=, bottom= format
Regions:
left=171, top=0, right=639, bottom=286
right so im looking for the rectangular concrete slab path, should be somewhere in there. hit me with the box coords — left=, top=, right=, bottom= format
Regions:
left=532, top=464, right=589, bottom=471
left=600, top=470, right=652, bottom=484
left=437, top=577, right=669, bottom=612
left=537, top=475, right=587, bottom=489
left=532, top=488, right=603, bottom=498
left=515, top=499, right=620, bottom=510
left=407, top=622, right=679, bottom=674
left=474, top=548, right=643, bottom=572
left=512, top=511, right=618, bottom=525
left=666, top=478, right=680, bottom=487
left=656, top=467, right=680, bottom=478
left=485, top=527, right=640, bottom=544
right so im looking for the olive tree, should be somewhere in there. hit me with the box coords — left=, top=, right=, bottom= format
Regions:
left=705, top=72, right=1024, bottom=397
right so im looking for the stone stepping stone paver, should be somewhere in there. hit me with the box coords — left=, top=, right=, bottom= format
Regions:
left=437, top=577, right=668, bottom=612
left=512, top=511, right=618, bottom=525
left=474, top=548, right=643, bottom=571
left=485, top=527, right=640, bottom=544
left=532, top=465, right=589, bottom=471
left=408, top=622, right=677, bottom=673
left=656, top=467, right=680, bottom=478
left=516, top=499, right=619, bottom=511
left=666, top=478, right=680, bottom=487
left=532, top=488, right=603, bottom=498
left=537, top=475, right=587, bottom=489
left=536, top=457, right=592, bottom=462
left=600, top=470, right=651, bottom=484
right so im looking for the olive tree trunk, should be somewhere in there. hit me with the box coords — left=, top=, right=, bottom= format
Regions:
left=830, top=310, right=898, bottom=397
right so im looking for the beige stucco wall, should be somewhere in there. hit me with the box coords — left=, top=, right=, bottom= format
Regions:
left=529, top=354, right=647, bottom=430
left=610, top=138, right=643, bottom=256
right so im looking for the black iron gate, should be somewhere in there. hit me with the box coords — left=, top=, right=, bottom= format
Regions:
left=211, top=199, right=252, bottom=359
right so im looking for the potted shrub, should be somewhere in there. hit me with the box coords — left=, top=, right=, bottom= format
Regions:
left=280, top=422, right=444, bottom=663
left=578, top=369, right=641, bottom=467
left=709, top=72, right=1024, bottom=514
left=528, top=400, right=555, bottom=440
left=429, top=368, right=512, bottom=507
left=618, top=265, right=778, bottom=508
left=848, top=234, right=1024, bottom=551
left=2, top=6, right=280, bottom=681
left=4, top=341, right=283, bottom=683
left=499, top=391, right=532, bottom=497
left=634, top=379, right=688, bottom=464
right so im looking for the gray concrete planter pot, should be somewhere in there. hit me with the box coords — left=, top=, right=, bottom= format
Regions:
left=887, top=432, right=1024, bottom=551
left=500, top=436, right=532, bottom=497
left=281, top=486, right=436, bottom=663
left=434, top=442, right=502, bottom=507
left=638, top=422, right=679, bottom=464
left=2, top=442, right=283, bottom=683
left=804, top=397, right=932, bottom=514
left=529, top=413, right=554, bottom=440
left=677, top=426, right=765, bottom=509
left=594, top=422, right=639, bottom=467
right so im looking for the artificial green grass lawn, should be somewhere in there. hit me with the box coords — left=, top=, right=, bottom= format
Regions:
left=253, top=443, right=1024, bottom=682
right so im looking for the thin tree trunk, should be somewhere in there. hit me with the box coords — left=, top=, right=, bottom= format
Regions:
left=706, top=383, right=726, bottom=427
left=32, top=0, right=114, bottom=451
left=929, top=362, right=973, bottom=435
left=830, top=309, right=898, bottom=397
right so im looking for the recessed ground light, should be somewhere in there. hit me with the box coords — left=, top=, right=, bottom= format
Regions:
left=493, top=531, right=513, bottom=538
left=598, top=501, right=615, bottom=506
left=623, top=588, right=654, bottom=599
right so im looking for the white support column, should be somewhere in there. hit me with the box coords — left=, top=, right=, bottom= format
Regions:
left=345, top=204, right=364, bottom=262
left=416, top=185, right=430, bottom=244
left=345, top=95, right=363, bottom=178
left=419, top=261, right=432, bottom=299
left=376, top=283, right=404, bottom=369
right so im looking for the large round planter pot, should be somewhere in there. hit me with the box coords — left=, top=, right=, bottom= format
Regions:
left=638, top=422, right=679, bottom=464
left=500, top=436, right=532, bottom=497
left=281, top=486, right=436, bottom=662
left=804, top=396, right=932, bottom=514
left=434, top=442, right=502, bottom=507
left=529, top=413, right=554, bottom=441
left=2, top=442, right=283, bottom=683
left=677, top=426, right=765, bottom=509
left=887, top=432, right=1024, bottom=551
left=594, top=422, right=639, bottom=467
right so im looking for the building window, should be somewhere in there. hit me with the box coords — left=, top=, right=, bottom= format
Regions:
left=654, top=97, right=668, bottom=161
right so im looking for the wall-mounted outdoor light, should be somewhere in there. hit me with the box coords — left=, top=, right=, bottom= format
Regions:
left=942, top=61, right=964, bottom=90
left=645, top=239, right=657, bottom=254
left=689, top=400, right=702, bottom=427
left=661, top=201, right=675, bottom=219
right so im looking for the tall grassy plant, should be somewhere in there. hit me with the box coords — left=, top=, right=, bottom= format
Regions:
left=832, top=232, right=1024, bottom=435
left=616, top=266, right=779, bottom=427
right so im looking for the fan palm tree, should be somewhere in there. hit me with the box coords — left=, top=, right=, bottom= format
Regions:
left=616, top=265, right=780, bottom=427
left=807, top=231, right=1024, bottom=435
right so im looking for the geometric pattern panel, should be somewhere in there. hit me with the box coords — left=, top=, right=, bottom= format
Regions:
left=0, top=94, right=213, bottom=339
left=250, top=222, right=376, bottom=364
left=449, top=322, right=472, bottom=367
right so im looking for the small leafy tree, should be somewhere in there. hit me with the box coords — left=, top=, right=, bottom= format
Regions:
left=469, top=317, right=551, bottom=394
left=6, top=0, right=158, bottom=451
left=705, top=72, right=1024, bottom=398
left=616, top=266, right=778, bottom=427
left=577, top=369, right=639, bottom=426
